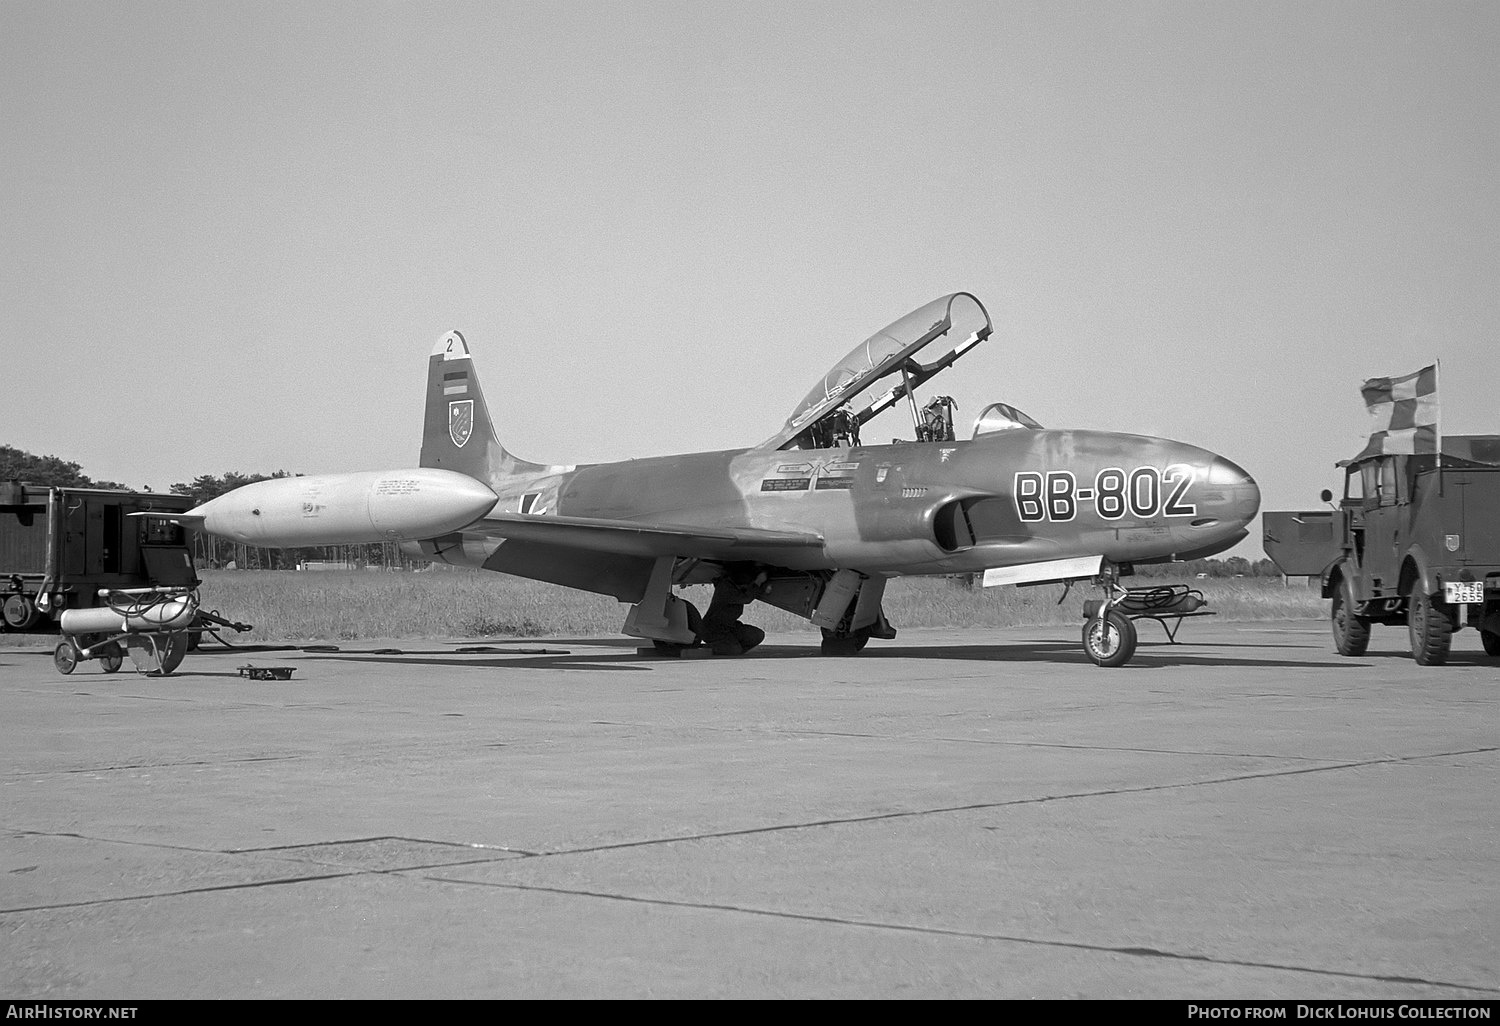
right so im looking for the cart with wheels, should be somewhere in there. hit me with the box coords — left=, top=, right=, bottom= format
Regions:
left=54, top=587, right=200, bottom=676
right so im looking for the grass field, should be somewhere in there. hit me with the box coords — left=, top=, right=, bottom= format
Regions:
left=166, top=568, right=1326, bottom=644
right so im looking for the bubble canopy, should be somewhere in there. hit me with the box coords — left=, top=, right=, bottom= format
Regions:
left=762, top=293, right=993, bottom=451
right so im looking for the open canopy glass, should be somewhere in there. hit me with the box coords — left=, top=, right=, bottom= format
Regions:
left=762, top=293, right=993, bottom=450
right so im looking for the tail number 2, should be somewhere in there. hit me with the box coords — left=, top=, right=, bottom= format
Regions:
left=1015, top=466, right=1197, bottom=523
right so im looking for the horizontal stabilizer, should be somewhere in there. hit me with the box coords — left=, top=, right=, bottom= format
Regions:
left=462, top=512, right=824, bottom=561
left=982, top=554, right=1104, bottom=588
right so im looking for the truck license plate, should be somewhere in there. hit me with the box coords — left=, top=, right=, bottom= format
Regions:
left=1444, top=581, right=1484, bottom=604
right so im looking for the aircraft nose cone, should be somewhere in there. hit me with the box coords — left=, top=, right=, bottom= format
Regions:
left=1206, top=455, right=1260, bottom=526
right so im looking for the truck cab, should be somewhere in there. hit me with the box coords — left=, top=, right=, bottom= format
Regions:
left=1264, top=436, right=1500, bottom=665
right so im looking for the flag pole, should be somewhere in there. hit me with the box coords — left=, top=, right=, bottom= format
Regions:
left=1435, top=359, right=1442, bottom=471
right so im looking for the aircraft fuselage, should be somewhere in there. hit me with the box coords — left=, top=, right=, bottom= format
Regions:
left=485, top=428, right=1258, bottom=579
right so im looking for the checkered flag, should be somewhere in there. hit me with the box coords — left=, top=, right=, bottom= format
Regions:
left=1355, top=363, right=1439, bottom=460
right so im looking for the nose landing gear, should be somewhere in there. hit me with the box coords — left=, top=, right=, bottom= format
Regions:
left=1082, top=567, right=1138, bottom=668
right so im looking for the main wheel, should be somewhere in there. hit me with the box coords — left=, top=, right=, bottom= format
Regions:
left=1082, top=609, right=1137, bottom=667
left=820, top=626, right=869, bottom=656
left=53, top=642, right=78, bottom=675
left=734, top=622, right=766, bottom=654
left=98, top=642, right=124, bottom=674
left=1407, top=585, right=1452, bottom=666
left=1482, top=630, right=1500, bottom=657
left=651, top=601, right=702, bottom=656
left=1330, top=577, right=1371, bottom=656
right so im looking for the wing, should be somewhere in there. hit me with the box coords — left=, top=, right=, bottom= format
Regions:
left=459, top=512, right=825, bottom=562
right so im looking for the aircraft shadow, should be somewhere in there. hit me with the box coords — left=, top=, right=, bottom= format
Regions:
left=301, top=653, right=653, bottom=673
left=772, top=644, right=1343, bottom=670
left=1351, top=649, right=1499, bottom=668
left=286, top=642, right=1342, bottom=671
left=178, top=634, right=1497, bottom=670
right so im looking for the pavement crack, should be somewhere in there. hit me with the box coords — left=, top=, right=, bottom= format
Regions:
left=0, top=870, right=370, bottom=914
left=416, top=876, right=1499, bottom=995
left=5, top=828, right=242, bottom=855
left=0, top=856, right=529, bottom=916
left=530, top=746, right=1498, bottom=857
left=56, top=755, right=302, bottom=774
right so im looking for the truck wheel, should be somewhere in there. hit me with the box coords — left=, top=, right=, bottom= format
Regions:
left=1082, top=609, right=1137, bottom=667
left=1482, top=630, right=1500, bottom=657
left=1330, top=578, right=1370, bottom=656
left=1407, top=586, right=1452, bottom=667
left=99, top=642, right=124, bottom=674
left=53, top=642, right=78, bottom=675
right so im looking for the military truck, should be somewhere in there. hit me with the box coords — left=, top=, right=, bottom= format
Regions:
left=1263, top=436, right=1500, bottom=665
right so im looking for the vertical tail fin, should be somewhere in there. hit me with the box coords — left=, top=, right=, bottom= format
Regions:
left=420, top=331, right=543, bottom=482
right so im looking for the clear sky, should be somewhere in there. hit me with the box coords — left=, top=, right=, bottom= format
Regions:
left=3, top=1, right=1495, bottom=558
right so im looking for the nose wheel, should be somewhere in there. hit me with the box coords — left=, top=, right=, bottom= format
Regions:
left=1083, top=566, right=1138, bottom=667
left=1083, top=608, right=1137, bottom=667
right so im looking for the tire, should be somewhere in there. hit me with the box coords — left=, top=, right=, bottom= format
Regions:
left=734, top=622, right=766, bottom=654
left=157, top=633, right=190, bottom=676
left=1407, top=585, right=1452, bottom=667
left=651, top=601, right=702, bottom=656
left=1480, top=630, right=1499, bottom=658
left=99, top=642, right=124, bottom=674
left=1082, top=609, right=1137, bottom=668
left=1330, top=577, right=1371, bottom=657
left=820, top=627, right=869, bottom=656
left=53, top=642, right=78, bottom=675
left=4, top=594, right=40, bottom=630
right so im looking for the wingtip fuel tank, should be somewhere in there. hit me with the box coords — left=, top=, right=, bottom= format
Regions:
left=185, top=469, right=497, bottom=547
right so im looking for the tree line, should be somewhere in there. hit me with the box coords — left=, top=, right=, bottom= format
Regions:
left=0, top=445, right=125, bottom=490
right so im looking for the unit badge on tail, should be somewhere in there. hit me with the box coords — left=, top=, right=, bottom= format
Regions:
left=449, top=400, right=474, bottom=448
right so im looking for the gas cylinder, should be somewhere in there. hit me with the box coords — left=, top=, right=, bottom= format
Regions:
left=60, top=595, right=197, bottom=635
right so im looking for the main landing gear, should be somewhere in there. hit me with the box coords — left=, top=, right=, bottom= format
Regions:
left=627, top=560, right=899, bottom=659
left=820, top=625, right=869, bottom=656
left=697, top=576, right=767, bottom=656
left=646, top=583, right=766, bottom=657
left=625, top=559, right=768, bottom=658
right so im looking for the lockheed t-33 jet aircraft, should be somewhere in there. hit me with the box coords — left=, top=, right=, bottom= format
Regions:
left=182, top=293, right=1260, bottom=666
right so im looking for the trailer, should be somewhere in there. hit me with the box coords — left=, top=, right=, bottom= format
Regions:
left=1, top=482, right=251, bottom=671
